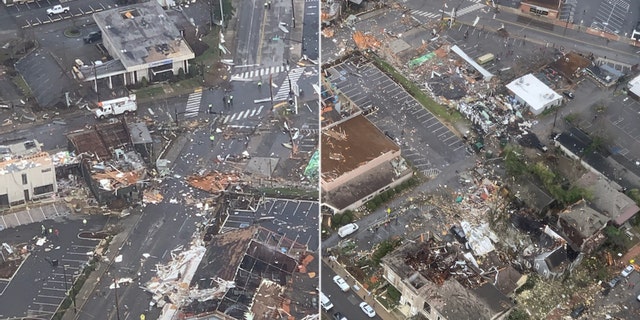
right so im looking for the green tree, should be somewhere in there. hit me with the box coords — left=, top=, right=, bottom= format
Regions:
left=508, top=308, right=530, bottom=320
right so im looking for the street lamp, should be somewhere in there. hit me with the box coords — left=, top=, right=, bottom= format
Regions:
left=114, top=278, right=122, bottom=320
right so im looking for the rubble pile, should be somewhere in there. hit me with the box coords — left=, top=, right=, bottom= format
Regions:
left=186, top=171, right=241, bottom=193
left=144, top=240, right=234, bottom=318
left=143, top=189, right=163, bottom=204
left=353, top=31, right=381, bottom=51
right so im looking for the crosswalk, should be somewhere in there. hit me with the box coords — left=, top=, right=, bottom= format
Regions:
left=231, top=65, right=290, bottom=81
left=221, top=105, right=265, bottom=124
left=273, top=67, right=306, bottom=101
left=184, top=88, right=203, bottom=118
left=411, top=0, right=485, bottom=20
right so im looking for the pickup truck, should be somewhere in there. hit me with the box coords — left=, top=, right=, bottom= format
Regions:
left=47, top=5, right=69, bottom=16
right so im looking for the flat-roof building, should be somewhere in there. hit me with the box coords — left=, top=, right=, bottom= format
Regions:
left=79, top=1, right=194, bottom=88
left=321, top=114, right=412, bottom=212
left=0, top=140, right=57, bottom=208
left=506, top=74, right=563, bottom=115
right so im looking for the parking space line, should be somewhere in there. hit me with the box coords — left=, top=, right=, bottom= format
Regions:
left=32, top=302, right=59, bottom=307
left=37, top=294, right=63, bottom=299
left=432, top=126, right=447, bottom=134
left=443, top=135, right=458, bottom=143
left=416, top=113, right=429, bottom=119
left=427, top=121, right=440, bottom=128
left=41, top=287, right=66, bottom=292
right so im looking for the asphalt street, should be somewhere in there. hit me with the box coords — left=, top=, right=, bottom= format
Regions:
left=321, top=260, right=381, bottom=320
left=0, top=214, right=110, bottom=319
left=302, top=0, right=319, bottom=60
left=78, top=165, right=207, bottom=320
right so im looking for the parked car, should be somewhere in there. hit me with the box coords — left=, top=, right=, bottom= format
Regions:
left=333, top=312, right=347, bottom=320
left=536, top=142, right=548, bottom=152
left=608, top=276, right=622, bottom=288
left=84, top=31, right=102, bottom=44
left=47, top=5, right=69, bottom=15
left=332, top=275, right=350, bottom=292
left=563, top=91, right=575, bottom=99
left=570, top=304, right=585, bottom=318
left=359, top=302, right=376, bottom=318
left=621, top=265, right=635, bottom=277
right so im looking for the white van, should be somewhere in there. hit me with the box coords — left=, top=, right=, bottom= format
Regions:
left=320, top=292, right=334, bottom=311
left=338, top=223, right=359, bottom=238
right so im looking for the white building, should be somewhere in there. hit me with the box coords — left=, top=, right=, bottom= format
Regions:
left=79, top=1, right=195, bottom=88
left=506, top=74, right=563, bottom=115
left=627, top=74, right=640, bottom=100
left=0, top=140, right=57, bottom=207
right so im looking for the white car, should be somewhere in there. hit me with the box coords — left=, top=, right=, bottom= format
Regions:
left=333, top=275, right=350, bottom=292
left=359, top=302, right=376, bottom=318
left=621, top=265, right=635, bottom=277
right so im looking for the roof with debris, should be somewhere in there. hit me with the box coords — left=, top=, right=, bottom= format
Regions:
left=188, top=227, right=314, bottom=319
left=0, top=151, right=53, bottom=174
left=382, top=239, right=512, bottom=319
left=549, top=52, right=591, bottom=80
left=557, top=200, right=609, bottom=248
left=128, top=122, right=153, bottom=144
left=0, top=140, right=41, bottom=160
left=67, top=120, right=132, bottom=161
left=321, top=114, right=399, bottom=182
left=506, top=74, right=562, bottom=113
left=495, top=266, right=525, bottom=296
left=628, top=74, right=640, bottom=97
left=187, top=171, right=241, bottom=194
left=575, top=171, right=639, bottom=226
left=511, top=178, right=555, bottom=214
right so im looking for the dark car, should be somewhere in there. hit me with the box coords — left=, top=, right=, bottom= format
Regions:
left=84, top=31, right=102, bottom=44
left=450, top=226, right=467, bottom=243
left=536, top=142, right=548, bottom=152
left=333, top=312, right=347, bottom=320
left=562, top=91, right=574, bottom=99
left=570, top=304, right=585, bottom=318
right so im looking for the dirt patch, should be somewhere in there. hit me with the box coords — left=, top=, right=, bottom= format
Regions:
left=0, top=257, right=24, bottom=279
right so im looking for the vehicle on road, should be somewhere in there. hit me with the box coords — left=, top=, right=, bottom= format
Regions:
left=621, top=265, right=635, bottom=277
left=333, top=312, right=347, bottom=320
left=84, top=31, right=102, bottom=44
left=47, top=5, right=69, bottom=15
left=320, top=292, right=333, bottom=311
left=337, top=223, right=359, bottom=238
left=562, top=91, right=574, bottom=99
left=570, top=304, right=585, bottom=318
left=359, top=302, right=376, bottom=318
left=92, top=94, right=137, bottom=119
left=332, top=275, right=350, bottom=292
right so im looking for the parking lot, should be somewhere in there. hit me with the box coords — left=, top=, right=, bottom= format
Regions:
left=0, top=215, right=108, bottom=319
left=325, top=59, right=468, bottom=177
left=589, top=0, right=630, bottom=35
left=220, top=198, right=319, bottom=251
left=6, top=0, right=115, bottom=28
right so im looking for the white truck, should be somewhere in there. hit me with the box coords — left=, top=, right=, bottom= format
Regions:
left=47, top=5, right=70, bottom=15
left=93, top=94, right=137, bottom=119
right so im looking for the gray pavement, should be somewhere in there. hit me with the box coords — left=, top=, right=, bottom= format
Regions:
left=0, top=213, right=109, bottom=319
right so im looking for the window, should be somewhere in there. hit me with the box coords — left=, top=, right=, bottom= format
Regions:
left=34, top=184, right=54, bottom=195
left=21, top=173, right=27, bottom=185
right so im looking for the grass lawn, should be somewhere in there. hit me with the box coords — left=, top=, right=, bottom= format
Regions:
left=371, top=55, right=462, bottom=124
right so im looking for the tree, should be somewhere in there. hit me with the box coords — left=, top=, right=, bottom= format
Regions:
left=508, top=308, right=530, bottom=320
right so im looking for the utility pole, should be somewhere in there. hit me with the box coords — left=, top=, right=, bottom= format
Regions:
left=219, top=0, right=224, bottom=29
left=290, top=0, right=295, bottom=28
left=114, top=278, right=121, bottom=320
left=93, top=62, right=100, bottom=102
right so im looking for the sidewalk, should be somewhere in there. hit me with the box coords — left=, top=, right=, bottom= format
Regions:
left=323, top=256, right=403, bottom=320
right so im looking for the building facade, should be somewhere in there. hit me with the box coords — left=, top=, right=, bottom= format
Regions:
left=0, top=140, right=57, bottom=208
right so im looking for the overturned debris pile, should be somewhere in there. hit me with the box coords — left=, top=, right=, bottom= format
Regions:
left=353, top=31, right=381, bottom=51
left=144, top=241, right=235, bottom=319
left=187, top=171, right=241, bottom=194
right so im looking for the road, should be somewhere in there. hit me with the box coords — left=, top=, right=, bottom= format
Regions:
left=302, top=0, right=319, bottom=60
left=321, top=260, right=381, bottom=320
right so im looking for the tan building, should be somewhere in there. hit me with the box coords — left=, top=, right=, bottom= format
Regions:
left=321, top=114, right=412, bottom=212
left=0, top=140, right=57, bottom=207
left=519, top=0, right=561, bottom=19
left=79, top=1, right=195, bottom=88
left=381, top=239, right=514, bottom=319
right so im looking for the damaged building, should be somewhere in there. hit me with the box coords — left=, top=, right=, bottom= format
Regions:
left=0, top=140, right=57, bottom=208
left=66, top=119, right=148, bottom=205
left=179, top=227, right=317, bottom=320
left=381, top=237, right=515, bottom=320
left=321, top=114, right=413, bottom=213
